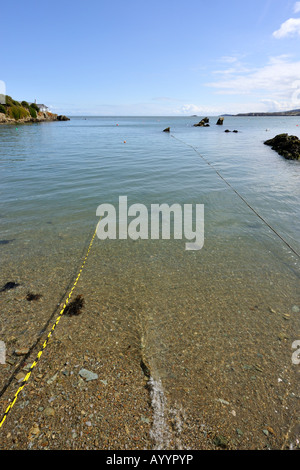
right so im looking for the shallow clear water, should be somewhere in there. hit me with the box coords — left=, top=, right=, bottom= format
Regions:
left=0, top=116, right=299, bottom=448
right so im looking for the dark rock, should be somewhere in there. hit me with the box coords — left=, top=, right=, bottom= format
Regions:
left=264, top=134, right=300, bottom=160
left=163, top=127, right=170, bottom=132
left=224, top=129, right=231, bottom=133
left=57, top=115, right=70, bottom=121
left=233, top=130, right=239, bottom=133
left=216, top=117, right=224, bottom=125
left=194, top=117, right=210, bottom=127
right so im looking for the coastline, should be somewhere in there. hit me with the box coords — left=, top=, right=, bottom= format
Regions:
left=0, top=111, right=70, bottom=125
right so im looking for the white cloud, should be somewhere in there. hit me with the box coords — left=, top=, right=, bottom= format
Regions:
left=219, top=56, right=239, bottom=64
left=206, top=56, right=300, bottom=111
left=273, top=17, right=300, bottom=38
left=294, top=2, right=300, bottom=13
left=177, top=104, right=225, bottom=115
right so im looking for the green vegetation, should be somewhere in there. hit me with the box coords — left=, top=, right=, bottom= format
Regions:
left=5, top=96, right=20, bottom=107
left=0, top=96, right=54, bottom=123
left=0, top=95, right=47, bottom=121
left=8, top=105, right=29, bottom=120
left=28, top=106, right=37, bottom=118
left=30, top=102, right=39, bottom=112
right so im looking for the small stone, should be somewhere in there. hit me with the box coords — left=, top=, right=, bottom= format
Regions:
left=79, top=369, right=99, bottom=382
left=29, top=423, right=40, bottom=437
left=141, top=416, right=150, bottom=424
left=236, top=428, right=243, bottom=436
left=44, top=407, right=55, bottom=417
left=216, top=398, right=230, bottom=406
left=292, top=305, right=300, bottom=313
left=263, top=429, right=269, bottom=436
left=14, top=348, right=29, bottom=356
left=16, top=372, right=26, bottom=382
left=266, top=426, right=276, bottom=436
left=47, top=373, right=58, bottom=385
left=213, top=435, right=228, bottom=448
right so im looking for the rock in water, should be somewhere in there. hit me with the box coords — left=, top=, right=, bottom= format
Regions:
left=264, top=134, right=300, bottom=160
left=194, top=117, right=210, bottom=127
left=57, top=115, right=70, bottom=121
left=216, top=117, right=224, bottom=125
left=163, top=127, right=170, bottom=132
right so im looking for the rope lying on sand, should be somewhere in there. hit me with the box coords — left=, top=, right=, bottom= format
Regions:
left=171, top=134, right=300, bottom=260
left=0, top=218, right=102, bottom=430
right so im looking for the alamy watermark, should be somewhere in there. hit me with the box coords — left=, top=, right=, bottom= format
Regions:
left=96, top=196, right=204, bottom=251
left=0, top=341, right=6, bottom=364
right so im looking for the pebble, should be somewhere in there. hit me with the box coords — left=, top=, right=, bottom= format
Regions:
left=292, top=305, right=299, bottom=313
left=44, top=407, right=55, bottom=417
left=29, top=423, right=40, bottom=438
left=216, top=398, right=230, bottom=406
left=47, top=373, right=58, bottom=385
left=14, top=348, right=29, bottom=356
left=79, top=369, right=99, bottom=381
left=213, top=435, right=228, bottom=448
left=16, top=372, right=26, bottom=382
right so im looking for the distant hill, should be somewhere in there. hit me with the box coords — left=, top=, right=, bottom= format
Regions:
left=235, top=109, right=300, bottom=117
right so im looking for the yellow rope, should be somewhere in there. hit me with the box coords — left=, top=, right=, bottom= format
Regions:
left=0, top=218, right=101, bottom=430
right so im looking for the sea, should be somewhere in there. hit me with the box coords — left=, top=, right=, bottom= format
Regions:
left=0, top=116, right=299, bottom=449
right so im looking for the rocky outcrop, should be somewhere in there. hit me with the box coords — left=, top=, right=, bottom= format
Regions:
left=264, top=134, right=300, bottom=160
left=0, top=111, right=70, bottom=124
left=194, top=117, right=210, bottom=127
left=0, top=96, right=70, bottom=124
left=216, top=117, right=224, bottom=125
left=57, top=115, right=70, bottom=121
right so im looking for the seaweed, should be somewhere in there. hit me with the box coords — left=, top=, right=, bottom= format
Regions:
left=26, top=292, right=42, bottom=301
left=0, top=282, right=20, bottom=292
left=64, top=295, right=85, bottom=316
left=0, top=239, right=14, bottom=245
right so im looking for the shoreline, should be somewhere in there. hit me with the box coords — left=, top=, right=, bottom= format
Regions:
left=0, top=112, right=70, bottom=125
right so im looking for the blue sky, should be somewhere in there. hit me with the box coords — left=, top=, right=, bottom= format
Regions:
left=1, top=0, right=300, bottom=115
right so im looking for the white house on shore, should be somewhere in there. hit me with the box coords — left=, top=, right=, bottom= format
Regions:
left=36, top=104, right=49, bottom=112
left=28, top=100, right=49, bottom=113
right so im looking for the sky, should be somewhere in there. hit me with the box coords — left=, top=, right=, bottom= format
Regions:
left=1, top=0, right=300, bottom=115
